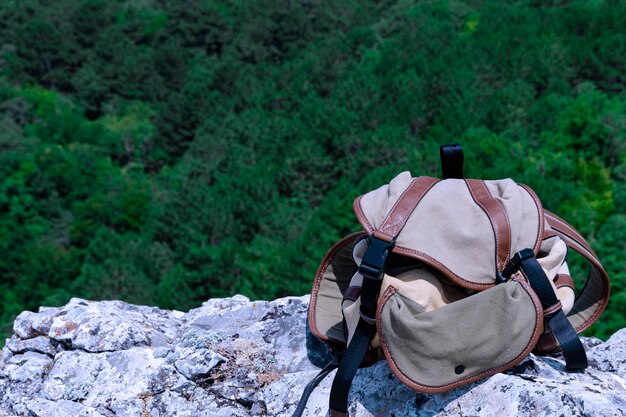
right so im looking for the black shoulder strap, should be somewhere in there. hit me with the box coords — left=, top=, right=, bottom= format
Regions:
left=293, top=234, right=394, bottom=417
left=440, top=143, right=464, bottom=179
left=501, top=249, right=588, bottom=370
left=328, top=235, right=394, bottom=416
left=291, top=359, right=339, bottom=417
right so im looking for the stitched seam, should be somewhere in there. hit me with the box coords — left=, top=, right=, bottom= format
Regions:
left=380, top=219, right=407, bottom=233
left=359, top=311, right=376, bottom=325
left=354, top=196, right=375, bottom=233
left=379, top=177, right=439, bottom=237
left=494, top=197, right=512, bottom=265
left=545, top=214, right=600, bottom=262
left=393, top=246, right=493, bottom=290
left=465, top=180, right=500, bottom=274
left=544, top=302, right=562, bottom=316
left=309, top=232, right=366, bottom=344
left=575, top=277, right=610, bottom=332
left=377, top=281, right=542, bottom=392
left=545, top=213, right=585, bottom=245
left=379, top=177, right=418, bottom=233
left=544, top=228, right=608, bottom=333
left=517, top=184, right=543, bottom=253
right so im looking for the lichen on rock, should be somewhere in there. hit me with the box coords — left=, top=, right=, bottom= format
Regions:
left=0, top=295, right=624, bottom=417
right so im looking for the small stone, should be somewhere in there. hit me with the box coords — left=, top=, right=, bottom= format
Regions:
left=174, top=349, right=226, bottom=380
left=47, top=300, right=182, bottom=352
left=13, top=311, right=41, bottom=339
left=5, top=351, right=52, bottom=383
left=26, top=398, right=108, bottom=417
left=13, top=309, right=59, bottom=340
left=6, top=335, right=56, bottom=357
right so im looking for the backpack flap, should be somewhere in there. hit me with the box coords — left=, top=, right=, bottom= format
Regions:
left=308, top=232, right=367, bottom=350
left=376, top=273, right=544, bottom=393
left=353, top=172, right=545, bottom=289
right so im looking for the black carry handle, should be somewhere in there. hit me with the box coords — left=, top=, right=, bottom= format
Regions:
left=440, top=143, right=464, bottom=179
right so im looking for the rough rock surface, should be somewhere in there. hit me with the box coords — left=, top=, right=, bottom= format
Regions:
left=0, top=295, right=624, bottom=417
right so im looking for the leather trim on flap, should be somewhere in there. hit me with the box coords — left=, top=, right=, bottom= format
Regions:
left=375, top=177, right=440, bottom=241
left=517, top=183, right=545, bottom=254
left=376, top=277, right=543, bottom=393
left=354, top=177, right=545, bottom=290
left=545, top=211, right=599, bottom=260
left=544, top=211, right=610, bottom=334
left=309, top=232, right=366, bottom=347
left=465, top=179, right=512, bottom=272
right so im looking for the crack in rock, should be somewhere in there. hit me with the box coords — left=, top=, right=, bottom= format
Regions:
left=1, top=295, right=624, bottom=417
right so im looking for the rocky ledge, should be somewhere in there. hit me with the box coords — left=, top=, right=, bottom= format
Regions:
left=0, top=295, right=625, bottom=417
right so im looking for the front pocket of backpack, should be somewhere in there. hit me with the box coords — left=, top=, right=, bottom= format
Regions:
left=376, top=279, right=543, bottom=393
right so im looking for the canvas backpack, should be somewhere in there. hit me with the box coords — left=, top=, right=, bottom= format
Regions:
left=292, top=144, right=610, bottom=417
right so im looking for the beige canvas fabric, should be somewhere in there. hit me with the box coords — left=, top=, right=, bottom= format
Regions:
left=543, top=211, right=610, bottom=333
left=309, top=172, right=609, bottom=395
left=341, top=238, right=368, bottom=345
left=355, top=173, right=542, bottom=287
left=340, top=231, right=563, bottom=351
left=538, top=236, right=574, bottom=314
left=377, top=279, right=541, bottom=391
left=309, top=233, right=364, bottom=345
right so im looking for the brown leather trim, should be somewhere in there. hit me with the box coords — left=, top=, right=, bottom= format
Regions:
left=375, top=177, right=440, bottom=241
left=372, top=230, right=394, bottom=243
left=376, top=277, right=544, bottom=393
left=391, top=246, right=493, bottom=290
left=342, top=286, right=362, bottom=303
left=465, top=179, right=512, bottom=272
left=544, top=210, right=599, bottom=261
left=353, top=195, right=375, bottom=234
left=535, top=330, right=559, bottom=354
left=517, top=183, right=545, bottom=254
left=545, top=223, right=610, bottom=333
left=543, top=230, right=558, bottom=240
left=554, top=274, right=574, bottom=290
left=544, top=301, right=563, bottom=316
left=330, top=410, right=349, bottom=417
left=308, top=232, right=367, bottom=346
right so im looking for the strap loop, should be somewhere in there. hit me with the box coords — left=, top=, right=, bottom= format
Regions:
left=440, top=143, right=464, bottom=179
left=291, top=359, right=339, bottom=417
left=510, top=249, right=588, bottom=370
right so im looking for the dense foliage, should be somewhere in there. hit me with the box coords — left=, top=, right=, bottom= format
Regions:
left=0, top=0, right=624, bottom=340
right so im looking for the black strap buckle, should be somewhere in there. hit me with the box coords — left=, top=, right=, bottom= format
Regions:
left=496, top=248, right=535, bottom=284
left=358, top=235, right=395, bottom=281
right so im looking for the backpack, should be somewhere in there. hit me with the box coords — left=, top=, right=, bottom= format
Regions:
left=292, top=144, right=610, bottom=417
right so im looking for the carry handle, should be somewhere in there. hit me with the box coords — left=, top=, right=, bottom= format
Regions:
left=440, top=143, right=464, bottom=179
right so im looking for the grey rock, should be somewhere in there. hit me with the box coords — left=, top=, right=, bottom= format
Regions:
left=25, top=398, right=110, bottom=417
left=174, top=347, right=226, bottom=380
left=13, top=309, right=58, bottom=340
left=588, top=329, right=626, bottom=378
left=47, top=298, right=181, bottom=352
left=0, top=294, right=624, bottom=417
left=5, top=335, right=57, bottom=357
left=4, top=351, right=52, bottom=383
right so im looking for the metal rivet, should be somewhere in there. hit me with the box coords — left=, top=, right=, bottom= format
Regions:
left=455, top=365, right=465, bottom=374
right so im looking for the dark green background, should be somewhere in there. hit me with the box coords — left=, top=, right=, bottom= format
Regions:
left=0, top=0, right=624, bottom=340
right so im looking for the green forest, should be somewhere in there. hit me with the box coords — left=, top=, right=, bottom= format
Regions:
left=0, top=0, right=624, bottom=341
